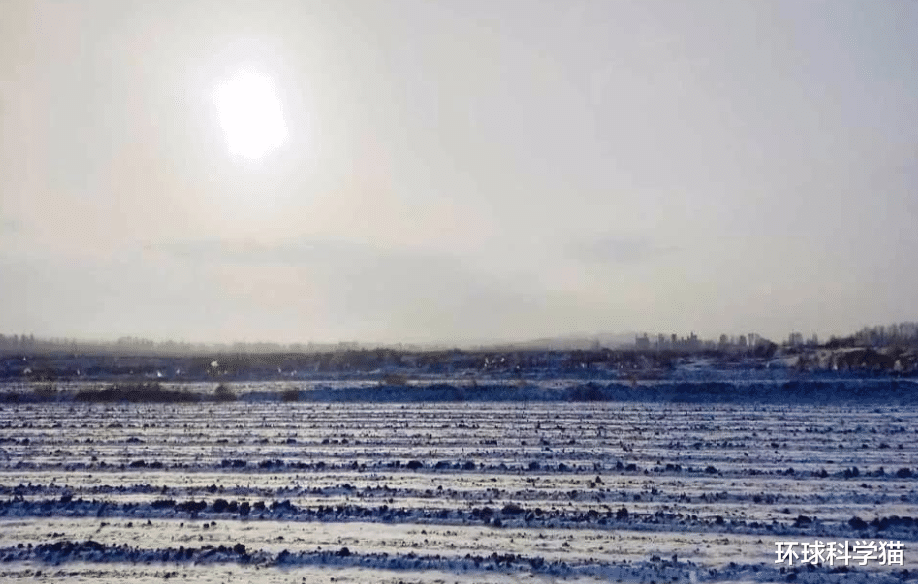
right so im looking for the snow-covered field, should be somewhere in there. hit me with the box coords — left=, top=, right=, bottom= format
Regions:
left=1, top=397, right=916, bottom=582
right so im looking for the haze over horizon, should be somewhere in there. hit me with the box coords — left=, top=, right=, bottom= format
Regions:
left=2, top=1, right=916, bottom=346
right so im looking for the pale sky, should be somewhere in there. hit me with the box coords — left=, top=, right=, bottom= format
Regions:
left=1, top=0, right=916, bottom=345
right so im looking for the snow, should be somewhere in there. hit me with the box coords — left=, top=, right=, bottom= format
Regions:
left=0, top=392, right=916, bottom=582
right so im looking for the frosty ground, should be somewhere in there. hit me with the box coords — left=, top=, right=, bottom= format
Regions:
left=0, top=392, right=916, bottom=582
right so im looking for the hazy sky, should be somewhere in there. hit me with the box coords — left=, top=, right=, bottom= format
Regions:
left=1, top=0, right=916, bottom=345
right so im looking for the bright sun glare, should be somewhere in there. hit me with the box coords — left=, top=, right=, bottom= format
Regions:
left=214, top=69, right=288, bottom=159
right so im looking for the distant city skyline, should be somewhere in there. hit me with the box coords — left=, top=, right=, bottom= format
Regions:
left=2, top=1, right=916, bottom=345
left=3, top=322, right=917, bottom=354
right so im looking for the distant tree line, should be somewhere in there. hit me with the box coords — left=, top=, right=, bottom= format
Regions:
left=826, top=323, right=918, bottom=349
left=0, top=334, right=368, bottom=356
left=1, top=321, right=916, bottom=357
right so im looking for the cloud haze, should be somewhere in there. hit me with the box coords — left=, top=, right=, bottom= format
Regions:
left=1, top=0, right=916, bottom=344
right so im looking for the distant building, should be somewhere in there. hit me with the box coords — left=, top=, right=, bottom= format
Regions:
left=635, top=334, right=650, bottom=350
left=688, top=331, right=700, bottom=351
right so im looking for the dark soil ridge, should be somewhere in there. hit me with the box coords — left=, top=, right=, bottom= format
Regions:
left=0, top=540, right=910, bottom=583
left=4, top=474, right=916, bottom=507
left=2, top=457, right=916, bottom=482
left=2, top=498, right=917, bottom=541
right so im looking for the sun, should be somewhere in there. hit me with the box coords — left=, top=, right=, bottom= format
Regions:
left=214, top=69, right=288, bottom=159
